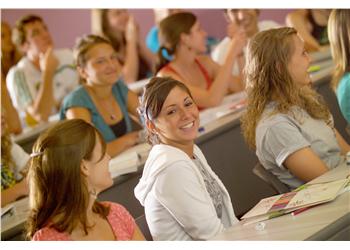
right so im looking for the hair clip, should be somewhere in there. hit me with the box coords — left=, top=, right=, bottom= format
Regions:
left=30, top=151, right=44, bottom=158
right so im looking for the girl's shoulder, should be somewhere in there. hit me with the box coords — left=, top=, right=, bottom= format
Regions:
left=32, top=227, right=70, bottom=241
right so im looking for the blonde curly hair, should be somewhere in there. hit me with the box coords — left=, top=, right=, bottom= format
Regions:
left=241, top=27, right=331, bottom=149
left=328, top=9, right=350, bottom=91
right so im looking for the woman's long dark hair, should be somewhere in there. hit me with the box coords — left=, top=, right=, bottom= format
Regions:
left=156, top=12, right=196, bottom=73
left=26, top=119, right=109, bottom=239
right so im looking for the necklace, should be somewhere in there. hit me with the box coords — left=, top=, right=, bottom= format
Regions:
left=98, top=98, right=118, bottom=120
left=87, top=86, right=118, bottom=121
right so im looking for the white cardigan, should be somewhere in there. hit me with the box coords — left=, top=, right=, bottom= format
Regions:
left=134, top=144, right=238, bottom=240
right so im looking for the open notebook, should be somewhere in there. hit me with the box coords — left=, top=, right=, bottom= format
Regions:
left=241, top=178, right=349, bottom=225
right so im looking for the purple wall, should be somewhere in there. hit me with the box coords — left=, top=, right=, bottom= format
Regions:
left=2, top=9, right=293, bottom=49
left=2, top=9, right=91, bottom=49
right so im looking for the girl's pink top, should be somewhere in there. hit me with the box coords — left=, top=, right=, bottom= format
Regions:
left=32, top=202, right=135, bottom=241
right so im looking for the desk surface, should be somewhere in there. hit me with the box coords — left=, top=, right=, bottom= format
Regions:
left=211, top=164, right=350, bottom=240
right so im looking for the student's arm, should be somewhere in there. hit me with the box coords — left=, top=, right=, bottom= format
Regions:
left=283, top=147, right=329, bottom=182
left=1, top=76, right=22, bottom=134
left=335, top=129, right=350, bottom=154
left=261, top=119, right=331, bottom=183
left=138, top=39, right=156, bottom=73
left=206, top=55, right=244, bottom=94
left=132, top=225, right=146, bottom=241
left=286, top=10, right=321, bottom=52
left=1, top=179, right=28, bottom=207
left=65, top=107, right=139, bottom=157
left=27, top=47, right=59, bottom=122
left=126, top=90, right=140, bottom=117
left=122, top=16, right=139, bottom=84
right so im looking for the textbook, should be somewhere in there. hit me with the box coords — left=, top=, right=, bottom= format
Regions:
left=241, top=178, right=349, bottom=225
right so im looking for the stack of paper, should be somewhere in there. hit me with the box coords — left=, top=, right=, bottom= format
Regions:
left=109, top=151, right=139, bottom=178
left=199, top=92, right=247, bottom=127
left=241, top=178, right=349, bottom=225
left=108, top=143, right=151, bottom=178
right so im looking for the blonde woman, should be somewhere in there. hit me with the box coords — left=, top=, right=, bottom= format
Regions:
left=328, top=9, right=350, bottom=123
left=241, top=27, right=350, bottom=190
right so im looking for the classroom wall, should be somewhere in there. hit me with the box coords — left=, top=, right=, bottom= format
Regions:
left=1, top=9, right=293, bottom=49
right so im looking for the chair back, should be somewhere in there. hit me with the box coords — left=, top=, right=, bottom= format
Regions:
left=135, top=214, right=153, bottom=241
left=252, top=162, right=290, bottom=194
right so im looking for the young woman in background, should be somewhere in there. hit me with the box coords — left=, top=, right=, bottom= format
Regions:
left=328, top=9, right=350, bottom=123
left=157, top=12, right=246, bottom=109
left=60, top=35, right=143, bottom=157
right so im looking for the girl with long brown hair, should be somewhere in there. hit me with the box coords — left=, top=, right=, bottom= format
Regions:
left=26, top=119, right=144, bottom=240
left=134, top=77, right=238, bottom=240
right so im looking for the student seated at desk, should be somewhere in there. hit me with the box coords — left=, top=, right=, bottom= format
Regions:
left=1, top=73, right=22, bottom=135
left=6, top=15, right=79, bottom=127
left=241, top=27, right=350, bottom=190
left=286, top=9, right=330, bottom=52
left=26, top=119, right=145, bottom=241
left=156, top=12, right=246, bottom=109
left=60, top=35, right=143, bottom=157
left=1, top=21, right=22, bottom=77
left=134, top=77, right=238, bottom=240
left=1, top=113, right=29, bottom=207
left=92, top=9, right=155, bottom=83
left=211, top=9, right=279, bottom=78
left=328, top=9, right=350, bottom=124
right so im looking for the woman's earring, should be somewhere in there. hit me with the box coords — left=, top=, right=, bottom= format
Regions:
left=89, top=188, right=97, bottom=199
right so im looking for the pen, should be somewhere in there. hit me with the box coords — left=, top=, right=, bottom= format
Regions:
left=291, top=204, right=318, bottom=216
left=198, top=127, right=205, bottom=133
left=307, top=65, right=321, bottom=73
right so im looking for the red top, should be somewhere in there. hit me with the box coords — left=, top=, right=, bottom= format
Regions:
left=161, top=59, right=212, bottom=110
left=161, top=58, right=213, bottom=90
left=32, top=202, right=135, bottom=241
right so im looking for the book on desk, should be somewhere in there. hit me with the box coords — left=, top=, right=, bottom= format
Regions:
left=241, top=178, right=349, bottom=225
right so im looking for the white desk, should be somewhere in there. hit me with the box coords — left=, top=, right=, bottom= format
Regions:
left=309, top=48, right=332, bottom=63
left=1, top=197, right=30, bottom=240
left=14, top=114, right=59, bottom=153
left=211, top=164, right=350, bottom=240
left=127, top=78, right=149, bottom=95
